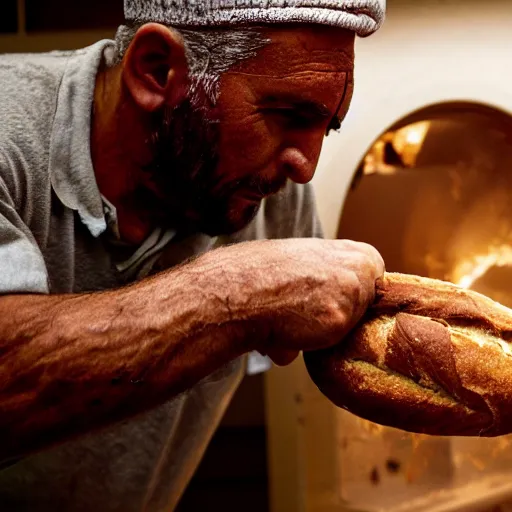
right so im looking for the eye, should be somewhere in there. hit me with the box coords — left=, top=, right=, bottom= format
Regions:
left=263, top=108, right=322, bottom=130
left=327, top=100, right=351, bottom=136
left=275, top=109, right=317, bottom=127
left=326, top=117, right=342, bottom=135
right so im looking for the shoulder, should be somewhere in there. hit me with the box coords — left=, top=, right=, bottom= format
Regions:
left=0, top=50, right=72, bottom=121
left=0, top=51, right=72, bottom=163
left=0, top=47, right=97, bottom=207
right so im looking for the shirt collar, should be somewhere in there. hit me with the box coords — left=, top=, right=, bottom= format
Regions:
left=49, top=39, right=115, bottom=238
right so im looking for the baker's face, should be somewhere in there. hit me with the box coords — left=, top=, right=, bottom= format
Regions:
left=147, top=25, right=355, bottom=236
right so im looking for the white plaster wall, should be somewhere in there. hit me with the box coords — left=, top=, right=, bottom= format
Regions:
left=313, top=0, right=512, bottom=239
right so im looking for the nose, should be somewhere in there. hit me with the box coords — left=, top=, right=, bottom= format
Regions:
left=278, top=147, right=316, bottom=185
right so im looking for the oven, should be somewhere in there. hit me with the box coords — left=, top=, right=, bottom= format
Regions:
left=265, top=1, right=512, bottom=511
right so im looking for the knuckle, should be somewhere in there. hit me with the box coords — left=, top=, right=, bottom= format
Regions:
left=335, top=239, right=363, bottom=252
left=338, top=241, right=385, bottom=278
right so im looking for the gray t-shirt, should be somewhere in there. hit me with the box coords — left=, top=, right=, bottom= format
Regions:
left=0, top=40, right=323, bottom=511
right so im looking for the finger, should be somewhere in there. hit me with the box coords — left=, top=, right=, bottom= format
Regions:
left=337, top=240, right=385, bottom=278
left=359, top=242, right=386, bottom=278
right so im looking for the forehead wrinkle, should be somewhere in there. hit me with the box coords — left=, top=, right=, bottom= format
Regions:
left=237, top=50, right=353, bottom=75
left=296, top=45, right=354, bottom=64
left=224, top=69, right=349, bottom=80
left=228, top=33, right=354, bottom=77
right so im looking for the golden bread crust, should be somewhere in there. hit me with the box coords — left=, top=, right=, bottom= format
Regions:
left=305, top=273, right=512, bottom=437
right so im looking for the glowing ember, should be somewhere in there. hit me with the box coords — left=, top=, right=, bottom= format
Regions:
left=393, top=121, right=431, bottom=167
left=452, top=245, right=512, bottom=289
left=362, top=121, right=431, bottom=175
left=404, top=122, right=429, bottom=146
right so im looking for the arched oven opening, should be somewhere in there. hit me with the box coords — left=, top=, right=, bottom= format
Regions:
left=335, top=102, right=512, bottom=512
left=339, top=102, right=512, bottom=308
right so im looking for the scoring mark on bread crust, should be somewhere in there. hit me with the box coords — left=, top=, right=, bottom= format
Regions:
left=383, top=313, right=496, bottom=434
left=307, top=274, right=512, bottom=436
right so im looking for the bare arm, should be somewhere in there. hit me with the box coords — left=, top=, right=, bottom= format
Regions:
left=0, top=251, right=252, bottom=463
left=0, top=238, right=384, bottom=462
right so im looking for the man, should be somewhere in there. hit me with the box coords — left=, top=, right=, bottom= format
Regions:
left=0, top=0, right=385, bottom=510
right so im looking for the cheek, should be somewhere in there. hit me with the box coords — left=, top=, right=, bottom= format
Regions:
left=216, top=77, right=281, bottom=178
left=218, top=112, right=280, bottom=174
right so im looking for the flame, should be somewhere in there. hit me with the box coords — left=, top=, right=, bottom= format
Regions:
left=363, top=121, right=430, bottom=175
left=394, top=121, right=430, bottom=162
left=452, top=244, right=512, bottom=289
left=363, top=138, right=398, bottom=176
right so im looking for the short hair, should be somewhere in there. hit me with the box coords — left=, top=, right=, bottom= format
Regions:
left=113, top=23, right=269, bottom=103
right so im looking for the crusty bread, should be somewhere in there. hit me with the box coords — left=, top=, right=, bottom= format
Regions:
left=304, top=273, right=512, bottom=437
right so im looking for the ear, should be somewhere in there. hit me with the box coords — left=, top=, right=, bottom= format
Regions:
left=122, top=23, right=189, bottom=112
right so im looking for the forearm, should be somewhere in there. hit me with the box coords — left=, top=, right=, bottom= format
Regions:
left=0, top=257, right=254, bottom=461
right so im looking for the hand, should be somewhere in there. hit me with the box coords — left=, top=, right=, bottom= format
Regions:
left=202, top=239, right=385, bottom=366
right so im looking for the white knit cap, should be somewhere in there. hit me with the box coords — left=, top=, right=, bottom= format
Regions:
left=124, top=1, right=386, bottom=38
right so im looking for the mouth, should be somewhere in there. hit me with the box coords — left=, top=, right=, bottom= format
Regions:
left=239, top=181, right=288, bottom=202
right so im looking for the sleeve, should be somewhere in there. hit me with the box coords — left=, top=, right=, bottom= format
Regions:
left=0, top=168, right=49, bottom=295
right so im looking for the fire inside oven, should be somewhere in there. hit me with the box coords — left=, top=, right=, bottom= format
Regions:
left=335, top=102, right=512, bottom=512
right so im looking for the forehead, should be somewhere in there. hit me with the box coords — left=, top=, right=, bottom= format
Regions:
left=220, top=25, right=355, bottom=114
left=232, top=25, right=356, bottom=77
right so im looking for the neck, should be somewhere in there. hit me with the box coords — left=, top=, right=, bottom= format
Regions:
left=91, top=65, right=158, bottom=246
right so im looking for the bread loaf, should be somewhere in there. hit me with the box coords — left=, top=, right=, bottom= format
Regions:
left=304, top=273, right=512, bottom=437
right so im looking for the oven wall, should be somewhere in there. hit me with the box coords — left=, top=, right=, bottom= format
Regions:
left=312, top=0, right=512, bottom=239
